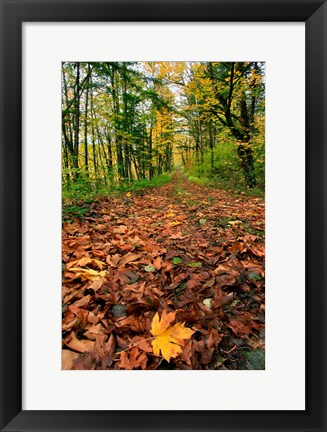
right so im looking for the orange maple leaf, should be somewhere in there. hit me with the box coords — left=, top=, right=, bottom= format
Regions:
left=150, top=310, right=194, bottom=362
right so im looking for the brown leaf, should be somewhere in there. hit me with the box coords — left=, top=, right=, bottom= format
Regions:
left=68, top=305, right=89, bottom=327
left=84, top=323, right=105, bottom=340
left=72, top=351, right=97, bottom=370
left=64, top=332, right=95, bottom=353
left=118, top=253, right=142, bottom=267
left=131, top=336, right=153, bottom=353
left=228, top=319, right=252, bottom=337
left=113, top=225, right=128, bottom=234
left=180, top=340, right=193, bottom=366
left=115, top=269, right=139, bottom=285
left=89, top=278, right=105, bottom=292
left=62, top=350, right=80, bottom=370
left=119, top=347, right=148, bottom=370
left=170, top=231, right=185, bottom=240
left=249, top=244, right=265, bottom=257
left=106, top=254, right=121, bottom=267
left=153, top=256, right=163, bottom=270
left=115, top=315, right=146, bottom=333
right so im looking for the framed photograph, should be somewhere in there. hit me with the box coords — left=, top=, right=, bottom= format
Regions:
left=1, top=0, right=326, bottom=431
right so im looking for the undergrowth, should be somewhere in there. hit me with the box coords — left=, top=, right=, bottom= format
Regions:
left=185, top=173, right=265, bottom=199
left=62, top=173, right=172, bottom=222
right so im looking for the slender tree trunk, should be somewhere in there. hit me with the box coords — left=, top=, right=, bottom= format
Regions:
left=110, top=65, right=125, bottom=180
left=97, top=141, right=107, bottom=187
left=84, top=65, right=90, bottom=177
left=250, top=62, right=258, bottom=134
left=122, top=67, right=132, bottom=181
left=90, top=82, right=97, bottom=187
left=148, top=127, right=153, bottom=180
left=106, top=131, right=113, bottom=177
left=209, top=120, right=214, bottom=173
left=73, top=62, right=80, bottom=178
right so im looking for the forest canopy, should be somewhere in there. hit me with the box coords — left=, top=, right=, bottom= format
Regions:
left=62, top=61, right=265, bottom=197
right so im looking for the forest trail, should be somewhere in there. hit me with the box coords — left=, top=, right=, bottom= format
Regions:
left=62, top=172, right=265, bottom=370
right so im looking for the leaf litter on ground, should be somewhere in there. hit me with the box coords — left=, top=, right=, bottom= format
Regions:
left=62, top=172, right=265, bottom=370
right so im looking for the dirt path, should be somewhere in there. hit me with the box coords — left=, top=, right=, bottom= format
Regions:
left=62, top=172, right=265, bottom=370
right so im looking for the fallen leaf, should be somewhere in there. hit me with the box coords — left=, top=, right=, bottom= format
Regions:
left=228, top=220, right=242, bottom=226
left=187, top=261, right=202, bottom=268
left=113, top=225, right=128, bottom=234
left=119, top=347, right=147, bottom=370
left=168, top=221, right=183, bottom=227
left=106, top=254, right=121, bottom=267
left=83, top=323, right=105, bottom=340
left=144, top=265, right=156, bottom=273
left=169, top=231, right=185, bottom=239
left=89, top=278, right=105, bottom=292
left=119, top=253, right=141, bottom=267
left=66, top=257, right=105, bottom=270
left=64, top=332, right=95, bottom=353
left=150, top=310, right=194, bottom=362
left=67, top=267, right=106, bottom=281
left=203, top=298, right=212, bottom=308
left=62, top=349, right=79, bottom=369
left=172, top=256, right=183, bottom=265
left=153, top=256, right=163, bottom=270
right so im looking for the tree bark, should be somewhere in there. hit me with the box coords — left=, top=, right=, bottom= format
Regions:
left=73, top=62, right=80, bottom=176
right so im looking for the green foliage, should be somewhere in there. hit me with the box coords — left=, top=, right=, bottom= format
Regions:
left=121, top=173, right=173, bottom=192
left=62, top=204, right=89, bottom=222
left=187, top=262, right=202, bottom=268
left=185, top=139, right=264, bottom=197
left=62, top=171, right=172, bottom=204
left=62, top=61, right=264, bottom=202
left=172, top=257, right=183, bottom=265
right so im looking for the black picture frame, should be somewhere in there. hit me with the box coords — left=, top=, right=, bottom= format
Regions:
left=0, top=0, right=326, bottom=431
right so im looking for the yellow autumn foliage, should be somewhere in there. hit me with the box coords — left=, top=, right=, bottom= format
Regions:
left=150, top=310, right=194, bottom=362
left=68, top=267, right=106, bottom=281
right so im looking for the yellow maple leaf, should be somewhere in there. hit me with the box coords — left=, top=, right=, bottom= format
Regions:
left=68, top=267, right=106, bottom=281
left=75, top=257, right=105, bottom=270
left=168, top=221, right=183, bottom=227
left=150, top=311, right=194, bottom=362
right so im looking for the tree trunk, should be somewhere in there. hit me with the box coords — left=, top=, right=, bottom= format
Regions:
left=110, top=65, right=125, bottom=181
left=84, top=65, right=90, bottom=177
left=237, top=140, right=257, bottom=188
left=73, top=62, right=80, bottom=177
left=209, top=120, right=214, bottom=173
left=90, top=81, right=97, bottom=186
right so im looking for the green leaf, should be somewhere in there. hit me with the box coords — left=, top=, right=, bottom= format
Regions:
left=247, top=271, right=261, bottom=281
left=144, top=265, right=156, bottom=273
left=187, top=262, right=202, bottom=268
left=199, top=218, right=207, bottom=226
left=203, top=298, right=212, bottom=308
left=172, top=257, right=183, bottom=265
